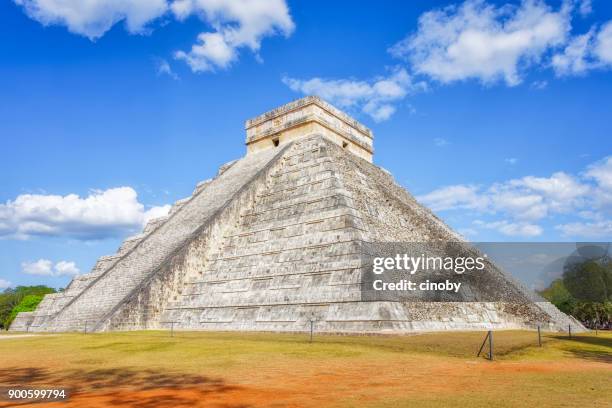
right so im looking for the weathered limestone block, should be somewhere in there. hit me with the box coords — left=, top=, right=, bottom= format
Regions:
left=168, top=198, right=190, bottom=216
left=142, top=216, right=169, bottom=235
left=193, top=179, right=212, bottom=195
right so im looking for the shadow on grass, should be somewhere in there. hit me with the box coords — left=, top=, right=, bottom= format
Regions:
left=549, top=334, right=612, bottom=363
left=0, top=366, right=248, bottom=408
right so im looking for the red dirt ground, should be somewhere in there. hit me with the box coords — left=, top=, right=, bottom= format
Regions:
left=1, top=358, right=609, bottom=408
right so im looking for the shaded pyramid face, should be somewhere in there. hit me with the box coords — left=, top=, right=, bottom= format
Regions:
left=11, top=98, right=583, bottom=333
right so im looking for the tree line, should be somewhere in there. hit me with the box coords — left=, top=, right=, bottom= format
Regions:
left=539, top=256, right=611, bottom=329
left=0, top=285, right=57, bottom=330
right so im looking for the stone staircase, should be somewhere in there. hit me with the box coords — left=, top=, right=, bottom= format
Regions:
left=535, top=301, right=587, bottom=332
left=160, top=135, right=367, bottom=331
left=32, top=146, right=286, bottom=332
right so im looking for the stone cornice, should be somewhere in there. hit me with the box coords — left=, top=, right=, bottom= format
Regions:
left=245, top=96, right=373, bottom=138
left=244, top=96, right=374, bottom=154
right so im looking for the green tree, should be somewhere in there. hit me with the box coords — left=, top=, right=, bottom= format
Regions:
left=538, top=279, right=576, bottom=315
left=5, top=295, right=45, bottom=328
left=572, top=301, right=612, bottom=326
left=0, top=285, right=56, bottom=330
left=559, top=257, right=612, bottom=328
left=563, top=259, right=611, bottom=303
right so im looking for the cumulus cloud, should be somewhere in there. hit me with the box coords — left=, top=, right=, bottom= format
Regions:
left=551, top=21, right=612, bottom=75
left=282, top=0, right=612, bottom=115
left=282, top=68, right=425, bottom=121
left=586, top=156, right=612, bottom=191
left=417, top=156, right=612, bottom=238
left=417, top=184, right=488, bottom=212
left=595, top=22, right=612, bottom=64
left=420, top=171, right=589, bottom=221
left=21, top=259, right=53, bottom=275
left=556, top=220, right=612, bottom=238
left=143, top=204, right=172, bottom=225
left=13, top=0, right=294, bottom=72
left=0, top=187, right=170, bottom=240
left=54, top=261, right=81, bottom=276
left=21, top=259, right=80, bottom=277
left=551, top=29, right=595, bottom=75
left=390, top=0, right=571, bottom=86
left=584, top=156, right=612, bottom=211
left=475, top=220, right=543, bottom=237
left=0, top=279, right=12, bottom=289
left=13, top=0, right=168, bottom=40
left=172, top=0, right=294, bottom=72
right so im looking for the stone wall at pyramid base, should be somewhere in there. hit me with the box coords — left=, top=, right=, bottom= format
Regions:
left=7, top=312, right=35, bottom=331
left=104, top=301, right=579, bottom=333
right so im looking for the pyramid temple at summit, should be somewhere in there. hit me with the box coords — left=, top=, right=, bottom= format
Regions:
left=10, top=96, right=584, bottom=333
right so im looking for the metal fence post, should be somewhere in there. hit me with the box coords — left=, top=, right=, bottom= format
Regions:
left=310, top=319, right=314, bottom=342
left=170, top=321, right=174, bottom=337
left=488, top=330, right=493, bottom=361
left=84, top=320, right=87, bottom=334
left=537, top=325, right=542, bottom=347
left=568, top=324, right=572, bottom=339
left=477, top=330, right=493, bottom=360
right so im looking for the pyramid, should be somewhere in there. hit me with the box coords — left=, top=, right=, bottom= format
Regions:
left=10, top=97, right=584, bottom=333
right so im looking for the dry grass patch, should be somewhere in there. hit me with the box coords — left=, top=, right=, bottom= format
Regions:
left=0, top=330, right=609, bottom=407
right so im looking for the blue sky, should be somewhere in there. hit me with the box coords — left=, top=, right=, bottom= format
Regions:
left=1, top=0, right=611, bottom=290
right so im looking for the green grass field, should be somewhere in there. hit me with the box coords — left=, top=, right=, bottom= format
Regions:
left=0, top=330, right=610, bottom=407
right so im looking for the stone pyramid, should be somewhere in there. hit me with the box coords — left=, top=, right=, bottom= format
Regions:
left=11, top=97, right=583, bottom=333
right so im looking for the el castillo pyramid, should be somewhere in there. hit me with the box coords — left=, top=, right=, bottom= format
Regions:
left=10, top=96, right=583, bottom=333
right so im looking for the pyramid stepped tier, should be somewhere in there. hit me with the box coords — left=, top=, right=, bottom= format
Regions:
left=11, top=96, right=585, bottom=333
left=104, top=136, right=576, bottom=333
left=26, top=255, right=121, bottom=330
left=21, top=145, right=287, bottom=332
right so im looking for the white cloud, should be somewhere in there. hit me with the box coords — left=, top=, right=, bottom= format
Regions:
left=595, top=21, right=612, bottom=64
left=172, top=0, right=294, bottom=72
left=143, top=204, right=172, bottom=225
left=585, top=156, right=612, bottom=191
left=552, top=28, right=596, bottom=75
left=578, top=0, right=592, bottom=17
left=507, top=171, right=588, bottom=213
left=505, top=157, right=518, bottom=164
left=556, top=220, right=612, bottom=238
left=475, top=220, right=543, bottom=237
left=21, top=259, right=80, bottom=277
left=13, top=0, right=168, bottom=40
left=13, top=0, right=294, bottom=72
left=155, top=58, right=179, bottom=80
left=0, top=279, right=12, bottom=289
left=417, top=156, right=612, bottom=239
left=584, top=155, right=612, bottom=211
left=417, top=184, right=488, bottom=212
left=390, top=0, right=571, bottom=86
left=419, top=171, right=588, bottom=220
left=552, top=21, right=612, bottom=75
left=21, top=259, right=52, bottom=276
left=282, top=68, right=425, bottom=121
left=0, top=187, right=170, bottom=240
left=54, top=261, right=81, bottom=276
